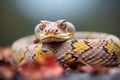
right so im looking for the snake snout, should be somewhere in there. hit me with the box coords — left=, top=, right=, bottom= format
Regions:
left=44, top=28, right=59, bottom=34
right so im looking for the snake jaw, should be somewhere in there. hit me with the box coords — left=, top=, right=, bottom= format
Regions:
left=36, top=32, right=73, bottom=42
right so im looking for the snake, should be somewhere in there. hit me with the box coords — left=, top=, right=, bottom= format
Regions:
left=11, top=19, right=120, bottom=66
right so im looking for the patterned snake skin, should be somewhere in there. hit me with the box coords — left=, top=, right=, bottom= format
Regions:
left=12, top=20, right=120, bottom=66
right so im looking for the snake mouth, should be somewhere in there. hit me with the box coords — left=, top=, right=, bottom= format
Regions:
left=36, top=32, right=73, bottom=42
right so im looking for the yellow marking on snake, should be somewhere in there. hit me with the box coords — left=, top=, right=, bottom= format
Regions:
left=20, top=48, right=27, bottom=59
left=114, top=41, right=120, bottom=62
left=33, top=43, right=42, bottom=54
left=104, top=40, right=120, bottom=53
left=104, top=40, right=120, bottom=62
left=36, top=32, right=73, bottom=39
left=13, top=51, right=20, bottom=63
left=104, top=40, right=115, bottom=51
left=33, top=43, right=53, bottom=62
left=72, top=40, right=90, bottom=53
left=65, top=53, right=76, bottom=62
left=32, top=43, right=43, bottom=61
left=33, top=52, right=43, bottom=61
left=65, top=53, right=72, bottom=60
left=115, top=41, right=120, bottom=56
left=33, top=44, right=44, bottom=61
left=33, top=51, right=51, bottom=62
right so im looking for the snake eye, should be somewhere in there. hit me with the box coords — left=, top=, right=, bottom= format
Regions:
left=39, top=23, right=46, bottom=31
left=58, top=20, right=67, bottom=30
left=61, top=21, right=67, bottom=30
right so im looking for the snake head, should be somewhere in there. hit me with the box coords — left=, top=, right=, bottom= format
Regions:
left=35, top=19, right=75, bottom=42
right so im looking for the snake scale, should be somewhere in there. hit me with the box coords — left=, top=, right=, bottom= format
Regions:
left=12, top=19, right=120, bottom=66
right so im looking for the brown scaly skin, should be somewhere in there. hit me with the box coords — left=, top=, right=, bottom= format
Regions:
left=12, top=19, right=120, bottom=66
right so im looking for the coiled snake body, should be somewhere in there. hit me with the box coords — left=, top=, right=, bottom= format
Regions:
left=12, top=20, right=120, bottom=66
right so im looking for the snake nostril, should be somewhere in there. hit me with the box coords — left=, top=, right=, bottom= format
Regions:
left=55, top=30, right=58, bottom=32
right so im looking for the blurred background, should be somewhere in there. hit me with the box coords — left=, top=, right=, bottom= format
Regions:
left=0, top=0, right=120, bottom=46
